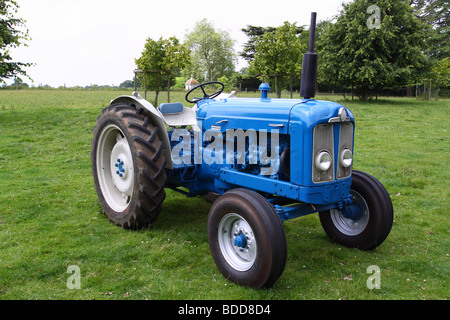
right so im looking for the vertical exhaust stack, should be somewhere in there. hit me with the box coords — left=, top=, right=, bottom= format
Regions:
left=300, top=12, right=318, bottom=99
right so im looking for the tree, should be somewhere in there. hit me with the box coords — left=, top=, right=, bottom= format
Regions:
left=240, top=26, right=277, bottom=63
left=0, top=0, right=32, bottom=82
left=319, top=0, right=432, bottom=101
left=119, top=80, right=134, bottom=88
left=135, top=36, right=190, bottom=105
left=183, top=19, right=236, bottom=83
left=240, top=24, right=303, bottom=63
left=432, top=57, right=449, bottom=86
left=410, top=0, right=449, bottom=98
left=217, top=75, right=231, bottom=90
left=410, top=0, right=449, bottom=60
left=248, top=21, right=305, bottom=98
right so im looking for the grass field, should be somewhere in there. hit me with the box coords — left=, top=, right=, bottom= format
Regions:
left=0, top=89, right=448, bottom=300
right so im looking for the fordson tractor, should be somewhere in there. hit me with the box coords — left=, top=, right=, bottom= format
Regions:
left=91, top=13, right=393, bottom=288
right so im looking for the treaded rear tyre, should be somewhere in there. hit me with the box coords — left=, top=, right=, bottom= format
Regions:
left=91, top=103, right=167, bottom=229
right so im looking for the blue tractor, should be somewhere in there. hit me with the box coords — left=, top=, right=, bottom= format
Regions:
left=91, top=13, right=393, bottom=288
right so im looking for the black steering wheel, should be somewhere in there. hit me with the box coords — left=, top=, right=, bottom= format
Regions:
left=185, top=81, right=225, bottom=104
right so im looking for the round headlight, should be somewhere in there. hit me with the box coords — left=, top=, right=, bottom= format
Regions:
left=340, top=148, right=353, bottom=168
left=315, top=151, right=332, bottom=173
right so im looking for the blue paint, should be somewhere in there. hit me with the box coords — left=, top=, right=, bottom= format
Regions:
left=164, top=83, right=357, bottom=220
left=341, top=202, right=363, bottom=221
left=234, top=232, right=248, bottom=248
left=259, top=83, right=271, bottom=99
left=115, top=159, right=125, bottom=177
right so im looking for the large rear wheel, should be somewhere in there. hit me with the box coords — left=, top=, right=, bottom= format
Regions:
left=91, top=103, right=167, bottom=229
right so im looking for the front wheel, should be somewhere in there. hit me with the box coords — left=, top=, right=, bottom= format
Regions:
left=207, top=189, right=287, bottom=288
left=319, top=170, right=393, bottom=250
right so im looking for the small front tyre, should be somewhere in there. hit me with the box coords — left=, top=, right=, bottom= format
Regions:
left=207, top=189, right=287, bottom=288
left=319, top=170, right=393, bottom=250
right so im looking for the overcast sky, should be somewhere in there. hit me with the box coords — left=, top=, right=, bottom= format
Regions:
left=10, top=0, right=346, bottom=87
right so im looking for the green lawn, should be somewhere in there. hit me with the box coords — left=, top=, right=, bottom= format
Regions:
left=0, top=89, right=448, bottom=300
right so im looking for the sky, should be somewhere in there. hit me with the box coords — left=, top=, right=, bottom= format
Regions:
left=9, top=0, right=346, bottom=87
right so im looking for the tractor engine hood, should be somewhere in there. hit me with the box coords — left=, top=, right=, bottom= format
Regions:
left=196, top=97, right=354, bottom=133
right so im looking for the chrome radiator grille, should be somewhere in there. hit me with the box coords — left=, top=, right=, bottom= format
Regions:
left=312, top=122, right=353, bottom=183
left=337, top=122, right=353, bottom=179
left=312, top=123, right=334, bottom=183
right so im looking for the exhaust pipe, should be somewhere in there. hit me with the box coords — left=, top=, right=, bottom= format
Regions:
left=300, top=12, right=318, bottom=99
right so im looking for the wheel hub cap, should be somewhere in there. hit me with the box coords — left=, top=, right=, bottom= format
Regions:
left=96, top=124, right=134, bottom=212
left=218, top=213, right=256, bottom=271
left=110, top=138, right=133, bottom=195
left=234, top=231, right=248, bottom=248
left=330, top=190, right=369, bottom=236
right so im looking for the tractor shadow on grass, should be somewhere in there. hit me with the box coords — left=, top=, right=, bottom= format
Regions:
left=148, top=191, right=213, bottom=233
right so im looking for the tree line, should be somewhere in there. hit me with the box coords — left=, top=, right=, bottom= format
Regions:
left=133, top=0, right=448, bottom=102
left=1, top=0, right=448, bottom=102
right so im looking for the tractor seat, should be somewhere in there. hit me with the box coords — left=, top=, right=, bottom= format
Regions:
left=157, top=102, right=197, bottom=127
left=158, top=102, right=184, bottom=115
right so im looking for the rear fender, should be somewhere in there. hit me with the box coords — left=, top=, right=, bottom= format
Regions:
left=110, top=93, right=173, bottom=169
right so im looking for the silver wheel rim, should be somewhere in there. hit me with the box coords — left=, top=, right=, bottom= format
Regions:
left=330, top=190, right=369, bottom=236
left=218, top=213, right=256, bottom=271
left=96, top=124, right=134, bottom=212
